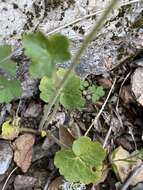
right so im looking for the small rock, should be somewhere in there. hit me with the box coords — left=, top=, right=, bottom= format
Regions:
left=42, top=136, right=55, bottom=150
left=132, top=67, right=143, bottom=106
left=14, top=175, right=37, bottom=190
left=23, top=103, right=42, bottom=118
left=0, top=140, right=13, bottom=174
left=55, top=112, right=66, bottom=126
left=131, top=183, right=143, bottom=190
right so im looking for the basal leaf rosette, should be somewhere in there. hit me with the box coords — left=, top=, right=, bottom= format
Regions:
left=54, top=136, right=106, bottom=184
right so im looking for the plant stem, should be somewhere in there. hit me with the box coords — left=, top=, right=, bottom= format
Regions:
left=39, top=0, right=118, bottom=130
left=19, top=127, right=69, bottom=148
left=39, top=99, right=59, bottom=130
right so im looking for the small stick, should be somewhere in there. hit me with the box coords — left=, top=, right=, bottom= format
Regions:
left=2, top=167, right=18, bottom=190
left=46, top=0, right=141, bottom=36
left=103, top=119, right=114, bottom=148
left=84, top=78, right=116, bottom=136
left=121, top=163, right=143, bottom=190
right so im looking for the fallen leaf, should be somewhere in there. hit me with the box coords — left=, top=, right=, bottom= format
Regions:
left=111, top=146, right=143, bottom=186
left=68, top=123, right=82, bottom=139
left=13, top=134, right=35, bottom=172
left=120, top=86, right=134, bottom=104
left=48, top=176, right=63, bottom=190
left=59, top=127, right=74, bottom=148
left=111, top=146, right=131, bottom=182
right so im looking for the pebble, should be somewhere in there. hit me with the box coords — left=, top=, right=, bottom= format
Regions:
left=14, top=175, right=37, bottom=190
left=0, top=140, right=13, bottom=175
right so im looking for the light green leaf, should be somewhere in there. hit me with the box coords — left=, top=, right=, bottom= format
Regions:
left=89, top=85, right=105, bottom=102
left=39, top=76, right=56, bottom=103
left=60, top=72, right=85, bottom=110
left=0, top=45, right=16, bottom=76
left=23, top=32, right=70, bottom=78
left=1, top=120, right=19, bottom=140
left=0, top=76, right=22, bottom=103
left=54, top=136, right=106, bottom=184
left=39, top=69, right=85, bottom=110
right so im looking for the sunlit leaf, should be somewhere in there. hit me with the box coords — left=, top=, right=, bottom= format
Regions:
left=54, top=136, right=106, bottom=184
left=1, top=120, right=19, bottom=140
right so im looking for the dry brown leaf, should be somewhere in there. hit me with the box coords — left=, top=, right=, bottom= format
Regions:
left=111, top=146, right=131, bottom=182
left=68, top=123, right=82, bottom=139
left=111, top=146, right=143, bottom=186
left=59, top=127, right=74, bottom=148
left=120, top=86, right=134, bottom=104
left=13, top=133, right=35, bottom=172
left=48, top=177, right=63, bottom=190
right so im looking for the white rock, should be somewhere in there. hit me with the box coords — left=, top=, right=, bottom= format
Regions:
left=132, top=67, right=143, bottom=106
left=0, top=140, right=13, bottom=174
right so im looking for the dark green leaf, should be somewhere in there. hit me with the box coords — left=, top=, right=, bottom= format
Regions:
left=0, top=76, right=22, bottom=103
left=23, top=32, right=70, bottom=78
left=0, top=45, right=16, bottom=76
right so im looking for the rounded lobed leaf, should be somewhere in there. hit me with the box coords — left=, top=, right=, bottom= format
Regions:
left=23, top=32, right=70, bottom=78
left=54, top=136, right=106, bottom=184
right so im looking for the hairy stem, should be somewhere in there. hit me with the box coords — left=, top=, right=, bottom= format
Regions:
left=39, top=0, right=118, bottom=130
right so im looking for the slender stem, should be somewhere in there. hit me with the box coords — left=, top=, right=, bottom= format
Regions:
left=84, top=78, right=116, bottom=136
left=39, top=99, right=59, bottom=130
left=39, top=0, right=118, bottom=130
left=2, top=167, right=18, bottom=190
left=47, top=0, right=140, bottom=36
left=19, top=127, right=69, bottom=148
left=45, top=99, right=59, bottom=126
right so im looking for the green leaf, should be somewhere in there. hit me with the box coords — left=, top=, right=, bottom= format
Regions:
left=0, top=76, right=22, bottom=103
left=23, top=32, right=70, bottom=78
left=60, top=72, right=85, bottom=110
left=89, top=85, right=105, bottom=102
left=39, top=76, right=56, bottom=103
left=80, top=80, right=89, bottom=90
left=54, top=136, right=106, bottom=184
left=0, top=45, right=16, bottom=76
left=39, top=69, right=85, bottom=110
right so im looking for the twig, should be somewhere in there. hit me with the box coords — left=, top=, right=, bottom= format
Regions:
left=2, top=167, right=18, bottom=190
left=103, top=117, right=114, bottom=148
left=84, top=78, right=116, bottom=136
left=39, top=99, right=59, bottom=130
left=121, top=163, right=143, bottom=190
left=47, top=0, right=141, bottom=35
left=39, top=0, right=118, bottom=130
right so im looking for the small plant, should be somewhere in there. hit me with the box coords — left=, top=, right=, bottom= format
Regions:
left=0, top=45, right=22, bottom=103
left=54, top=136, right=106, bottom=184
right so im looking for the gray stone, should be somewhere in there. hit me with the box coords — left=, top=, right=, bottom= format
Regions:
left=0, top=0, right=143, bottom=78
left=131, top=183, right=143, bottom=190
left=0, top=140, right=13, bottom=174
left=14, top=175, right=37, bottom=190
left=132, top=67, right=143, bottom=106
